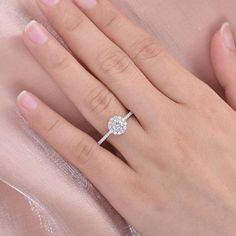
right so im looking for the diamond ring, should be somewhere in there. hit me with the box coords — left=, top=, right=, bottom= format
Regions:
left=98, top=111, right=133, bottom=145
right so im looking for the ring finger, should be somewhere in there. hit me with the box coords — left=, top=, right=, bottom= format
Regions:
left=23, top=21, right=145, bottom=167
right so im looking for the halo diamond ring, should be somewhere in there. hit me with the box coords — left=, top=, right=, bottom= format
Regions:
left=98, top=111, right=133, bottom=145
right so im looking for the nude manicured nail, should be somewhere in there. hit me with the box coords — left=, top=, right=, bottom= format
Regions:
left=25, top=21, right=48, bottom=45
left=39, top=0, right=60, bottom=6
left=221, top=22, right=236, bottom=49
left=17, top=91, right=38, bottom=111
left=75, top=0, right=97, bottom=9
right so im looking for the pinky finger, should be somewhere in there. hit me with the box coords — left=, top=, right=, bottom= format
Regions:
left=17, top=91, right=137, bottom=214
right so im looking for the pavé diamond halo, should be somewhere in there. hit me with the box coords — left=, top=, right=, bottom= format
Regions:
left=108, top=116, right=128, bottom=135
left=98, top=112, right=133, bottom=145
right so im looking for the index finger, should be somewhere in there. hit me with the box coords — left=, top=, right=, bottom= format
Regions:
left=75, top=0, right=205, bottom=104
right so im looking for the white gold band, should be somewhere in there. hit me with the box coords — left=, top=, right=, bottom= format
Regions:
left=98, top=111, right=133, bottom=145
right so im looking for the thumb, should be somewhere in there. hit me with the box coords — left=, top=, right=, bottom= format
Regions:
left=211, top=22, right=236, bottom=110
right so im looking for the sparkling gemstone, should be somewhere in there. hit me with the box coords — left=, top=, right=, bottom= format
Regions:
left=108, top=116, right=128, bottom=135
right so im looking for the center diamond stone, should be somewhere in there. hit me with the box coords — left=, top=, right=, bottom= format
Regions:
left=108, top=116, right=128, bottom=135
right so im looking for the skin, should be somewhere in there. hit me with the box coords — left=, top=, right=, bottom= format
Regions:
left=1, top=0, right=236, bottom=235
left=15, top=0, right=236, bottom=235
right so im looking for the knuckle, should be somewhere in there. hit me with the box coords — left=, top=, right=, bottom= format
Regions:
left=71, top=137, right=96, bottom=165
left=102, top=12, right=121, bottom=29
left=85, top=86, right=115, bottom=114
left=47, top=51, right=71, bottom=72
left=63, top=11, right=84, bottom=32
left=98, top=48, right=131, bottom=75
left=43, top=118, right=61, bottom=135
left=130, top=37, right=163, bottom=62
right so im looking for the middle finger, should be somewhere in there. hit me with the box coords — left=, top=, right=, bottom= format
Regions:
left=36, top=0, right=173, bottom=124
left=23, top=21, right=145, bottom=166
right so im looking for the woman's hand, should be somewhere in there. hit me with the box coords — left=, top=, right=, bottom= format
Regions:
left=17, top=0, right=236, bottom=235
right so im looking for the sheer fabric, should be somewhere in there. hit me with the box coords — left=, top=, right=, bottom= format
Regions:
left=0, top=0, right=236, bottom=235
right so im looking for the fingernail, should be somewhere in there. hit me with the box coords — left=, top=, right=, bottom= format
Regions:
left=75, top=0, right=97, bottom=9
left=39, top=0, right=60, bottom=6
left=25, top=20, right=48, bottom=45
left=221, top=22, right=236, bottom=50
left=17, top=91, right=38, bottom=111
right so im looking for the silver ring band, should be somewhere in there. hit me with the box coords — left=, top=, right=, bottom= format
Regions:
left=98, top=111, right=133, bottom=145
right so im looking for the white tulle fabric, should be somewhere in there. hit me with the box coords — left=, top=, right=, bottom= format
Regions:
left=0, top=0, right=236, bottom=235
